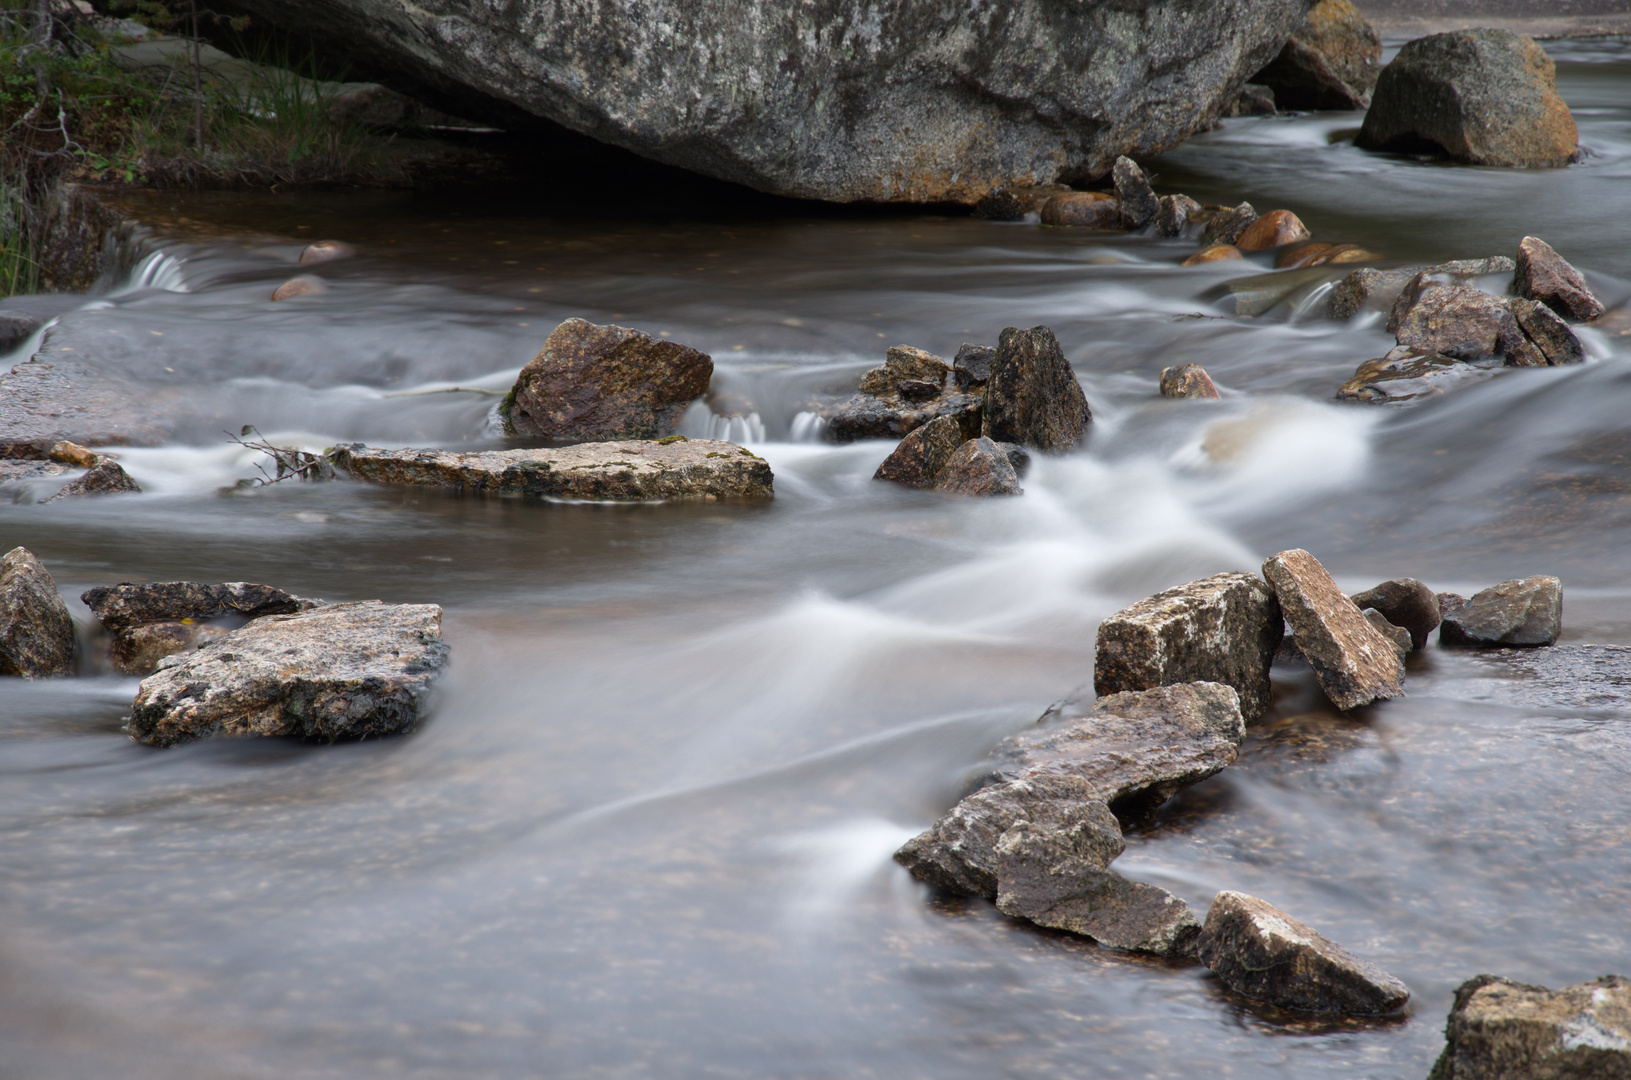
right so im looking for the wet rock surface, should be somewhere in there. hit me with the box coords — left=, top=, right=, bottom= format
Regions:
left=1514, top=236, right=1605, bottom=322
left=1093, top=572, right=1283, bottom=721
left=1357, top=29, right=1579, bottom=168
left=1252, top=0, right=1381, bottom=111
left=1428, top=973, right=1631, bottom=1080
left=1507, top=298, right=1584, bottom=366
left=1364, top=610, right=1412, bottom=660
left=931, top=437, right=1023, bottom=497
left=1194, top=891, right=1411, bottom=1015
left=0, top=547, right=74, bottom=679
left=1440, top=576, right=1563, bottom=648
left=952, top=345, right=993, bottom=390
left=1201, top=203, right=1259, bottom=247
left=1462, top=644, right=1631, bottom=710
left=128, top=601, right=449, bottom=747
left=44, top=459, right=142, bottom=501
left=1157, top=194, right=1203, bottom=237
left=1041, top=193, right=1121, bottom=229
left=1182, top=244, right=1245, bottom=267
left=1261, top=549, right=1404, bottom=710
left=0, top=311, right=43, bottom=353
left=982, top=326, right=1091, bottom=452
left=82, top=581, right=320, bottom=676
left=1350, top=578, right=1441, bottom=650
left=1389, top=280, right=1534, bottom=364
left=1112, top=157, right=1158, bottom=230
left=972, top=184, right=1071, bottom=221
left=874, top=415, right=965, bottom=489
left=332, top=439, right=774, bottom=503
left=826, top=390, right=984, bottom=444
left=1336, top=347, right=1499, bottom=404
left=860, top=346, right=951, bottom=395
left=1159, top=364, right=1220, bottom=400
left=996, top=858, right=1201, bottom=957
left=1324, top=258, right=1513, bottom=321
left=503, top=319, right=713, bottom=442
left=1235, top=210, right=1311, bottom=252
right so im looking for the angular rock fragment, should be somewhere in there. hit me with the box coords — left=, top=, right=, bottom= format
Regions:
left=952, top=344, right=993, bottom=389
left=982, top=326, right=1091, bottom=452
left=1428, top=973, right=1631, bottom=1080
left=1439, top=576, right=1562, bottom=648
left=1437, top=592, right=1469, bottom=620
left=995, top=848, right=1200, bottom=957
left=45, top=460, right=141, bottom=501
left=1040, top=192, right=1121, bottom=229
left=1514, top=236, right=1605, bottom=322
left=1201, top=203, right=1258, bottom=246
left=826, top=390, right=984, bottom=444
left=1335, top=347, right=1498, bottom=404
left=1356, top=29, right=1578, bottom=168
left=1094, top=572, right=1282, bottom=721
left=1112, top=157, right=1158, bottom=230
left=1195, top=891, right=1410, bottom=1015
left=874, top=415, right=964, bottom=489
left=1159, top=364, right=1220, bottom=400
left=0, top=547, right=74, bottom=678
left=332, top=439, right=773, bottom=502
left=1261, top=549, right=1404, bottom=709
left=1508, top=298, right=1585, bottom=365
left=502, top=318, right=713, bottom=441
left=932, top=437, right=1023, bottom=497
left=1157, top=194, right=1203, bottom=237
left=991, top=682, right=1246, bottom=812
left=1350, top=577, right=1440, bottom=650
left=1235, top=210, right=1312, bottom=252
left=894, top=773, right=1124, bottom=899
left=1363, top=610, right=1411, bottom=661
left=128, top=600, right=449, bottom=747
left=48, top=441, right=97, bottom=467
left=1252, top=0, right=1381, bottom=111
left=860, top=345, right=952, bottom=396
left=82, top=581, right=318, bottom=676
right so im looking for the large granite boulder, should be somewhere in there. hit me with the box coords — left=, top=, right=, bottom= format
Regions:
left=0, top=547, right=74, bottom=678
left=983, top=326, right=1091, bottom=452
left=501, top=319, right=713, bottom=441
left=1439, top=576, right=1562, bottom=648
left=127, top=601, right=450, bottom=747
left=1251, top=0, right=1381, bottom=110
left=1428, top=974, right=1631, bottom=1080
left=215, top=0, right=1312, bottom=203
left=1261, top=549, right=1404, bottom=710
left=1356, top=29, right=1578, bottom=168
left=81, top=581, right=318, bottom=676
left=1094, top=572, right=1283, bottom=721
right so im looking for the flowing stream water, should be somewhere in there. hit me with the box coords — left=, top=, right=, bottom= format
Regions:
left=3, top=39, right=1631, bottom=1080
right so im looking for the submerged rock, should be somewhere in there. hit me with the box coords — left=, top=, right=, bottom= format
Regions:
left=874, top=415, right=965, bottom=489
left=1350, top=578, right=1440, bottom=651
left=503, top=318, right=713, bottom=441
left=44, top=459, right=141, bottom=501
left=1041, top=192, right=1121, bottom=229
left=128, top=601, right=449, bottom=747
left=1159, top=364, right=1220, bottom=400
left=1514, top=236, right=1605, bottom=323
left=1439, top=576, right=1563, bottom=648
left=1094, top=572, right=1283, bottom=721
left=983, top=326, right=1091, bottom=451
left=996, top=854, right=1201, bottom=957
left=1182, top=244, right=1245, bottom=267
left=331, top=440, right=774, bottom=502
left=1157, top=194, right=1203, bottom=238
left=1508, top=298, right=1585, bottom=366
left=1195, top=891, right=1411, bottom=1015
left=931, top=437, right=1023, bottom=497
left=0, top=547, right=74, bottom=678
left=298, top=240, right=354, bottom=265
left=1200, top=203, right=1259, bottom=247
left=1357, top=29, right=1578, bottom=168
left=1428, top=973, right=1631, bottom=1080
left=1235, top=209, right=1312, bottom=252
left=82, top=581, right=318, bottom=676
left=1335, top=347, right=1499, bottom=404
left=1112, top=157, right=1158, bottom=230
left=829, top=345, right=983, bottom=444
left=270, top=275, right=326, bottom=301
left=1261, top=549, right=1404, bottom=710
left=1252, top=0, right=1381, bottom=111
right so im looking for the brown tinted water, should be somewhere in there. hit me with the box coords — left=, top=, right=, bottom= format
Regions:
left=2, top=41, right=1631, bottom=1080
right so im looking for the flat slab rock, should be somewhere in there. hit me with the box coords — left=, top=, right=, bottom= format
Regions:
left=1262, top=549, right=1404, bottom=710
left=1429, top=974, right=1631, bottom=1080
left=128, top=600, right=449, bottom=747
left=332, top=439, right=772, bottom=502
left=1195, top=890, right=1411, bottom=1015
left=995, top=856, right=1200, bottom=957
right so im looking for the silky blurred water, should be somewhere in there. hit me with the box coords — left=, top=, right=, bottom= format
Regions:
left=2, top=42, right=1630, bottom=1080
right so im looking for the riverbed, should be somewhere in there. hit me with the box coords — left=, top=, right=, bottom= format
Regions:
left=2, top=38, right=1629, bottom=1080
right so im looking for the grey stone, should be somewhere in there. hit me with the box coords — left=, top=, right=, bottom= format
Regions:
left=1252, top=0, right=1381, bottom=111
left=982, top=326, right=1091, bottom=452
left=859, top=346, right=951, bottom=396
left=931, top=437, right=1023, bottom=497
left=332, top=439, right=774, bottom=502
left=127, top=601, right=449, bottom=747
left=995, top=851, right=1201, bottom=957
left=874, top=415, right=965, bottom=489
left=1389, top=279, right=1537, bottom=364
left=1428, top=974, right=1631, bottom=1080
left=952, top=344, right=994, bottom=389
left=1335, top=347, right=1500, bottom=404
left=81, top=581, right=320, bottom=677
left=991, top=682, right=1246, bottom=813
left=1159, top=364, right=1220, bottom=400
left=1261, top=549, right=1404, bottom=710
left=44, top=460, right=141, bottom=501
left=825, top=390, right=985, bottom=444
left=1350, top=577, right=1440, bottom=650
left=0, top=547, right=74, bottom=679
left=1514, top=236, right=1605, bottom=323
left=1356, top=29, right=1579, bottom=168
left=1195, top=890, right=1411, bottom=1015
left=1440, top=576, right=1562, bottom=648
left=1113, top=157, right=1159, bottom=230
left=1201, top=203, right=1259, bottom=247
left=1364, top=610, right=1411, bottom=661
left=502, top=318, right=713, bottom=441
left=1157, top=194, right=1204, bottom=237
left=1437, top=592, right=1468, bottom=620
left=1327, top=267, right=1419, bottom=321
left=1093, top=572, right=1283, bottom=721
left=1509, top=297, right=1585, bottom=366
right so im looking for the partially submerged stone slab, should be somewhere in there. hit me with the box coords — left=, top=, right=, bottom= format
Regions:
left=1440, top=576, right=1562, bottom=648
left=331, top=439, right=773, bottom=502
left=0, top=547, right=74, bottom=678
left=995, top=854, right=1200, bottom=957
left=1261, top=549, right=1404, bottom=710
left=128, top=600, right=449, bottom=747
left=1093, top=572, right=1283, bottom=721
left=1335, top=347, right=1498, bottom=404
left=1428, top=974, right=1631, bottom=1080
left=1196, top=891, right=1410, bottom=1015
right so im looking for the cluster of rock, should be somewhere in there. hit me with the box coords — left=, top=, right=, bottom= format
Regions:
left=0, top=440, right=141, bottom=503
left=1334, top=238, right=1603, bottom=404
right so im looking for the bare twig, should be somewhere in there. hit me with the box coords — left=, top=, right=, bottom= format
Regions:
left=227, top=425, right=337, bottom=484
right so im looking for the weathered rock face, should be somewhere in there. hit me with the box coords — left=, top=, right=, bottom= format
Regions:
left=81, top=581, right=318, bottom=676
left=0, top=547, right=74, bottom=678
left=503, top=319, right=713, bottom=441
left=128, top=601, right=449, bottom=747
left=931, top=437, right=1023, bottom=497
left=1428, top=974, right=1631, bottom=1080
left=995, top=856, right=1200, bottom=957
left=332, top=439, right=773, bottom=502
left=1335, top=347, right=1497, bottom=404
left=1389, top=280, right=1535, bottom=364
left=1440, top=576, right=1563, bottom=648
left=1252, top=0, right=1380, bottom=111
left=1326, top=258, right=1515, bottom=321
left=983, top=326, right=1091, bottom=452
left=874, top=415, right=965, bottom=489
left=218, top=0, right=1311, bottom=204
left=1112, top=157, right=1158, bottom=230
left=828, top=346, right=984, bottom=444
left=861, top=346, right=951, bottom=395
left=1195, top=891, right=1411, bottom=1015
left=1514, top=236, right=1605, bottom=322
left=1094, top=573, right=1283, bottom=721
left=44, top=459, right=142, bottom=501
left=1261, top=549, right=1404, bottom=710
left=1160, top=364, right=1221, bottom=400
left=952, top=345, right=994, bottom=390
left=1201, top=203, right=1259, bottom=246
left=1157, top=194, right=1203, bottom=237
left=1041, top=192, right=1121, bottom=229
left=992, top=682, right=1246, bottom=813
left=1350, top=577, right=1440, bottom=650
left=1356, top=29, right=1578, bottom=168
left=1507, top=298, right=1585, bottom=366
left=1235, top=209, right=1312, bottom=252
left=1225, top=82, right=1278, bottom=117
left=1363, top=610, right=1411, bottom=661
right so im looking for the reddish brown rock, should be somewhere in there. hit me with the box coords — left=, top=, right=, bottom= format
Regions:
left=1182, top=244, right=1245, bottom=267
left=1364, top=610, right=1411, bottom=661
left=1508, top=298, right=1585, bottom=365
left=874, top=415, right=964, bottom=489
left=503, top=318, right=713, bottom=441
left=982, top=326, right=1091, bottom=452
left=1040, top=192, right=1121, bottom=229
left=1276, top=242, right=1334, bottom=269
left=1439, top=576, right=1562, bottom=648
left=973, top=184, right=1072, bottom=221
left=1159, top=364, right=1221, bottom=400
left=1261, top=549, right=1404, bottom=710
left=1236, top=209, right=1313, bottom=252
left=1428, top=974, right=1631, bottom=1080
left=932, top=437, right=1023, bottom=497
left=1350, top=577, right=1440, bottom=650
left=1093, top=572, right=1282, bottom=720
left=0, top=547, right=74, bottom=679
left=1252, top=0, right=1382, bottom=111
left=1195, top=891, right=1411, bottom=1015
left=1514, top=236, right=1605, bottom=322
